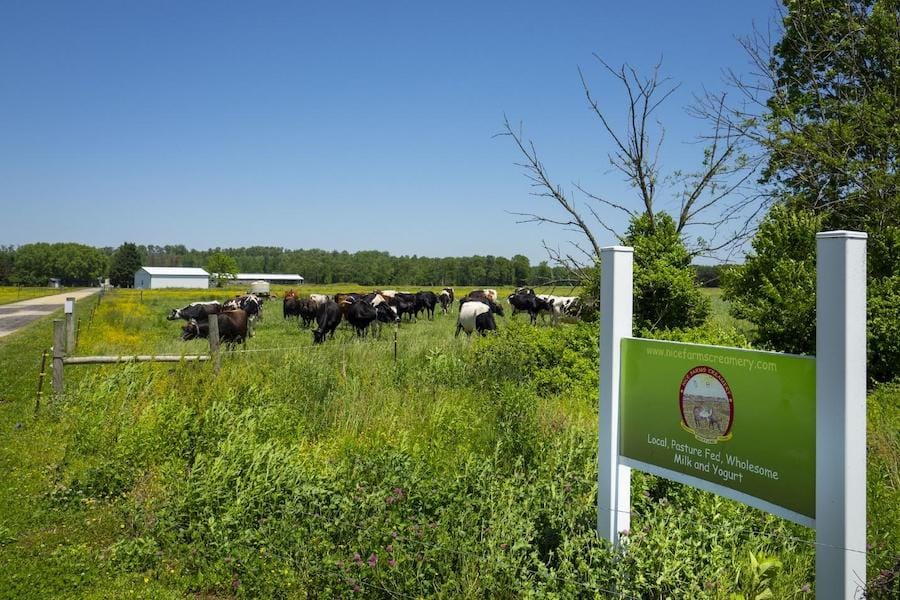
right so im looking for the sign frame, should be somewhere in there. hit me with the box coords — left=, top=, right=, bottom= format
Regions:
left=596, top=232, right=867, bottom=600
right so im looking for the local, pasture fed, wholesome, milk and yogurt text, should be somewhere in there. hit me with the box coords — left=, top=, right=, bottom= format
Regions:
left=645, top=434, right=779, bottom=483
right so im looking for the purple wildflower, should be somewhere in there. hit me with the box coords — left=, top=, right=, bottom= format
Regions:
left=353, top=552, right=363, bottom=565
left=800, top=583, right=811, bottom=593
left=391, top=530, right=398, bottom=539
left=386, top=544, right=394, bottom=553
left=368, top=553, right=378, bottom=568
left=388, top=558, right=396, bottom=568
left=353, top=584, right=361, bottom=593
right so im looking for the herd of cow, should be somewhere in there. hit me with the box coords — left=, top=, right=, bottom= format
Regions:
left=163, top=287, right=581, bottom=347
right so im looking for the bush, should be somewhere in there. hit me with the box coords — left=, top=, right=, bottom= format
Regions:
left=726, top=204, right=900, bottom=382
left=868, top=276, right=900, bottom=384
left=624, top=213, right=710, bottom=331
left=723, top=205, right=822, bottom=355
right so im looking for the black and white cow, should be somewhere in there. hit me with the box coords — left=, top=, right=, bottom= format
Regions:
left=312, top=300, right=342, bottom=344
left=508, top=291, right=552, bottom=325
left=538, top=294, right=580, bottom=324
left=459, top=293, right=505, bottom=317
left=167, top=301, right=222, bottom=322
left=224, top=294, right=262, bottom=321
left=438, top=288, right=455, bottom=315
left=455, top=299, right=501, bottom=338
left=389, top=293, right=418, bottom=322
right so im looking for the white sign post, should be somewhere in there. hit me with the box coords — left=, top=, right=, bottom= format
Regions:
left=815, top=231, right=867, bottom=599
left=597, top=231, right=867, bottom=598
left=597, top=246, right=632, bottom=545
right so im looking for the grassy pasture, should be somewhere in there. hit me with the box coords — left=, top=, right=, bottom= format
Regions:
left=0, top=286, right=69, bottom=305
left=0, top=287, right=896, bottom=598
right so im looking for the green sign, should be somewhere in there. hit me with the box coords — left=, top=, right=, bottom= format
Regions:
left=620, top=338, right=816, bottom=524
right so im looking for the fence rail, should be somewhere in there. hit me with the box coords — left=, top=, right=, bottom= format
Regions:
left=63, top=355, right=210, bottom=364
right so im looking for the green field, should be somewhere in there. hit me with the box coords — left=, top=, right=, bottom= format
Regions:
left=0, top=287, right=896, bottom=598
left=0, top=286, right=68, bottom=305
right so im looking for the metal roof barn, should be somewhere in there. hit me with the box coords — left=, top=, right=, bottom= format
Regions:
left=232, top=273, right=304, bottom=284
left=134, top=267, right=210, bottom=289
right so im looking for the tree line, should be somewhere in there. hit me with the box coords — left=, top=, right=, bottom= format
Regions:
left=0, top=243, right=592, bottom=288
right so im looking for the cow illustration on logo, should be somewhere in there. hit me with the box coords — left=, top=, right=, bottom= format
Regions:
left=679, top=366, right=734, bottom=443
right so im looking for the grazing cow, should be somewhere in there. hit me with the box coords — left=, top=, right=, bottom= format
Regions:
left=455, top=300, right=500, bottom=338
left=283, top=296, right=301, bottom=320
left=181, top=309, right=249, bottom=346
left=345, top=299, right=379, bottom=337
left=459, top=289, right=501, bottom=310
left=312, top=300, right=342, bottom=344
left=374, top=301, right=400, bottom=324
left=507, top=291, right=552, bottom=325
left=538, top=294, right=580, bottom=325
left=388, top=293, right=418, bottom=322
left=438, top=288, right=455, bottom=315
left=224, top=294, right=262, bottom=321
left=167, top=301, right=222, bottom=322
left=415, top=291, right=438, bottom=320
left=459, top=293, right=505, bottom=317
left=297, top=298, right=318, bottom=328
left=309, top=294, right=331, bottom=307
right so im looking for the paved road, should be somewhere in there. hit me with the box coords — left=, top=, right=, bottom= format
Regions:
left=0, top=288, right=101, bottom=338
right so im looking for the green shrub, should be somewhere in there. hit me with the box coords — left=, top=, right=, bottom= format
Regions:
left=723, top=205, right=821, bottom=355
left=868, top=275, right=900, bottom=384
left=624, top=213, right=711, bottom=331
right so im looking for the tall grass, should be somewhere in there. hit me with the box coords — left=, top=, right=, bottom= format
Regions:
left=0, top=288, right=896, bottom=598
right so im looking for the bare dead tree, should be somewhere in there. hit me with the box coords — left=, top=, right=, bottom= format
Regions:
left=500, top=55, right=766, bottom=275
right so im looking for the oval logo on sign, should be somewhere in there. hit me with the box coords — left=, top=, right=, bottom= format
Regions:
left=679, top=366, right=734, bottom=443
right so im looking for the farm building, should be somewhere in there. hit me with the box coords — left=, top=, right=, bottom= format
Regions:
left=232, top=273, right=304, bottom=285
left=133, top=267, right=210, bottom=289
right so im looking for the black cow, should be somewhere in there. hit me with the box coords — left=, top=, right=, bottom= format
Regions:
left=313, top=300, right=342, bottom=344
left=345, top=299, right=379, bottom=337
left=167, top=301, right=221, bottom=322
left=438, top=288, right=455, bottom=315
left=507, top=291, right=551, bottom=325
left=181, top=309, right=249, bottom=346
left=415, top=291, right=438, bottom=320
left=283, top=296, right=301, bottom=319
left=298, top=298, right=318, bottom=328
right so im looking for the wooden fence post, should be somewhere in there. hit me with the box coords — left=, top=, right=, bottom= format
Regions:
left=208, top=315, right=220, bottom=374
left=35, top=349, right=48, bottom=411
left=52, top=319, right=65, bottom=396
left=65, top=297, right=76, bottom=352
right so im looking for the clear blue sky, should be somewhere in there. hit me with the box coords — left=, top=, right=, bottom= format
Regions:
left=0, top=1, right=776, bottom=261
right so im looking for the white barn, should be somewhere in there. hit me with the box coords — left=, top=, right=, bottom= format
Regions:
left=232, top=273, right=304, bottom=285
left=134, top=267, right=210, bottom=289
